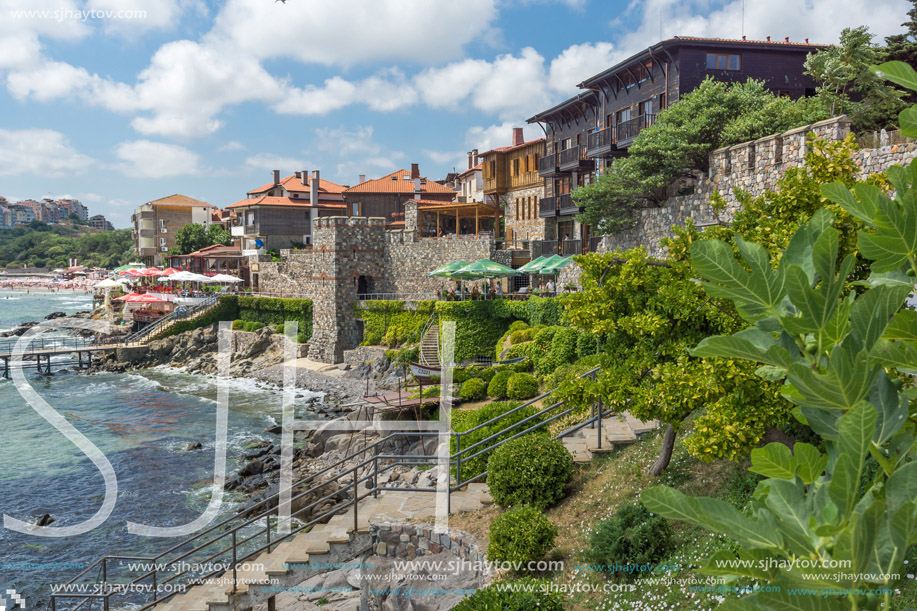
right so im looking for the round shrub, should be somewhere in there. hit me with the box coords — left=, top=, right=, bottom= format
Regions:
left=231, top=319, right=244, bottom=331
left=275, top=323, right=285, bottom=334
left=488, top=505, right=557, bottom=566
left=509, top=328, right=533, bottom=344
left=487, top=370, right=515, bottom=399
left=459, top=378, right=487, bottom=402
left=488, top=435, right=573, bottom=509
left=506, top=372, right=539, bottom=400
left=585, top=503, right=675, bottom=581
left=452, top=577, right=562, bottom=611
left=508, top=320, right=530, bottom=333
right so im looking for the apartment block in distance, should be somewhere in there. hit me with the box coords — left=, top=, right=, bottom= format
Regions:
left=132, top=194, right=215, bottom=266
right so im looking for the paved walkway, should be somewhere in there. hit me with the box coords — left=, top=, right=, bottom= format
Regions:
left=561, top=411, right=658, bottom=463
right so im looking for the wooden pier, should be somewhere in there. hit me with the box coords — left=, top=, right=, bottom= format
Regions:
left=0, top=337, right=121, bottom=378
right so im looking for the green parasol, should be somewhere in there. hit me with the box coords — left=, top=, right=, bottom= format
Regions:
left=428, top=260, right=470, bottom=277
left=539, top=255, right=573, bottom=275
left=113, top=263, right=146, bottom=272
left=517, top=256, right=548, bottom=273
left=453, top=259, right=520, bottom=279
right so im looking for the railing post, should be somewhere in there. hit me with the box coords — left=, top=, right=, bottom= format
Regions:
left=102, top=558, right=109, bottom=611
left=266, top=513, right=271, bottom=553
left=232, top=530, right=238, bottom=594
left=352, top=467, right=359, bottom=534
left=455, top=435, right=462, bottom=486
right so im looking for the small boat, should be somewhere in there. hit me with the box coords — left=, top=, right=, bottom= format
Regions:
left=410, top=362, right=441, bottom=379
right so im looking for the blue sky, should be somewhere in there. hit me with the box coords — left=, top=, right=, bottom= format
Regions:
left=0, top=0, right=910, bottom=228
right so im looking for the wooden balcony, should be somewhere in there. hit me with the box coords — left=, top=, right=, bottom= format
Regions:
left=586, top=128, right=616, bottom=158
left=557, top=193, right=579, bottom=216
left=538, top=154, right=560, bottom=177
left=538, top=196, right=557, bottom=218
left=558, top=145, right=595, bottom=172
left=616, top=114, right=657, bottom=147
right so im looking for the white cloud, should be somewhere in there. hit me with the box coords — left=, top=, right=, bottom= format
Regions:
left=86, top=0, right=207, bottom=34
left=114, top=140, right=203, bottom=178
left=465, top=122, right=542, bottom=151
left=218, top=141, right=245, bottom=152
left=243, top=153, right=312, bottom=173
left=548, top=42, right=620, bottom=93
left=424, top=149, right=467, bottom=168
left=0, top=128, right=93, bottom=176
left=207, top=0, right=498, bottom=68
left=273, top=77, right=357, bottom=116
left=314, top=126, right=382, bottom=157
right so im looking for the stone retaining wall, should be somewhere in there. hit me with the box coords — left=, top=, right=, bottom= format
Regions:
left=597, top=117, right=917, bottom=259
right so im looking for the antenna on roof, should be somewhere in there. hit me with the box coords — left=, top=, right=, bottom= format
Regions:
left=742, top=0, right=745, bottom=38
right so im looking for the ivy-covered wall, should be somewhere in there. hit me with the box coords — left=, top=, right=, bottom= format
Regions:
left=237, top=296, right=313, bottom=341
left=152, top=295, right=314, bottom=342
left=356, top=300, right=435, bottom=346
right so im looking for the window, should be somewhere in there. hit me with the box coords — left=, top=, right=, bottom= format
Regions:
left=159, top=237, right=166, bottom=247
left=640, top=100, right=653, bottom=116
left=562, top=138, right=572, bottom=151
left=706, top=53, right=741, bottom=71
left=616, top=108, right=632, bottom=124
left=659, top=93, right=666, bottom=110
left=352, top=202, right=362, bottom=216
left=159, top=219, right=167, bottom=232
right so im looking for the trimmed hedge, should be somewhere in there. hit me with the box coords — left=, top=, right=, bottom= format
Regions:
left=584, top=504, right=675, bottom=582
left=487, top=370, right=515, bottom=399
left=459, top=378, right=488, bottom=402
left=452, top=578, right=563, bottom=611
left=450, top=401, right=547, bottom=479
left=487, top=436, right=574, bottom=509
left=154, top=295, right=239, bottom=339
left=507, top=373, right=539, bottom=400
left=488, top=505, right=557, bottom=567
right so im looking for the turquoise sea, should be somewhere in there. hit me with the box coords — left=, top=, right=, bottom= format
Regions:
left=0, top=292, right=319, bottom=605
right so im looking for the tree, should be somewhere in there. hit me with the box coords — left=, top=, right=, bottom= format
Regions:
left=575, top=79, right=827, bottom=233
left=172, top=223, right=231, bottom=255
left=805, top=26, right=906, bottom=131
left=883, top=0, right=917, bottom=68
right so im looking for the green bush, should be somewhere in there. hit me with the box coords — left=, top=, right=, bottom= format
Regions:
left=237, top=296, right=312, bottom=341
left=509, top=328, right=533, bottom=344
left=452, top=578, right=563, bottom=611
left=231, top=319, right=244, bottom=331
left=357, top=300, right=432, bottom=347
left=576, top=332, right=599, bottom=358
left=488, top=505, right=557, bottom=566
left=382, top=324, right=409, bottom=347
left=154, top=295, right=240, bottom=340
left=450, top=401, right=546, bottom=479
left=275, top=323, right=284, bottom=334
left=506, top=373, right=539, bottom=400
left=543, top=355, right=603, bottom=391
left=296, top=332, right=308, bottom=344
left=508, top=320, right=529, bottom=333
left=487, top=370, right=515, bottom=399
left=243, top=321, right=266, bottom=332
left=488, top=436, right=573, bottom=510
left=459, top=378, right=487, bottom=402
left=584, top=504, right=675, bottom=581
left=386, top=346, right=419, bottom=365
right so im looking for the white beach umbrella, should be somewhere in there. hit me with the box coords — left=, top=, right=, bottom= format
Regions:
left=94, top=278, right=122, bottom=288
left=209, top=274, right=243, bottom=283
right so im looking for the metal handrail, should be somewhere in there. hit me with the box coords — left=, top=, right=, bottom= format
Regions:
left=54, top=366, right=616, bottom=611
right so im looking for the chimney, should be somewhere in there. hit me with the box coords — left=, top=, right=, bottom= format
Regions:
left=359, top=174, right=366, bottom=184
left=742, top=35, right=746, bottom=40
left=310, top=170, right=319, bottom=208
left=785, top=36, right=789, bottom=42
left=301, top=170, right=309, bottom=186
left=411, top=163, right=420, bottom=179
left=805, top=38, right=809, bottom=44
left=472, top=148, right=479, bottom=166
left=512, top=127, right=524, bottom=147
left=413, top=178, right=422, bottom=199
left=766, top=36, right=771, bottom=42
left=272, top=170, right=280, bottom=185
left=467, top=151, right=473, bottom=171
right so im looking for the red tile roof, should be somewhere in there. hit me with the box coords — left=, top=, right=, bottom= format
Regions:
left=343, top=169, right=457, bottom=195
left=147, top=194, right=215, bottom=208
left=247, top=174, right=347, bottom=196
left=479, top=138, right=544, bottom=157
left=226, top=196, right=346, bottom=210
left=457, top=163, right=483, bottom=178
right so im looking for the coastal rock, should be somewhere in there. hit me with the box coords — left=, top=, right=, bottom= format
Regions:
left=44, top=311, right=67, bottom=320
left=36, top=514, right=55, bottom=527
left=185, top=442, right=203, bottom=451
left=239, top=459, right=264, bottom=477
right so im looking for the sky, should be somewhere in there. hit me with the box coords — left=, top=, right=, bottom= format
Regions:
left=0, top=0, right=911, bottom=228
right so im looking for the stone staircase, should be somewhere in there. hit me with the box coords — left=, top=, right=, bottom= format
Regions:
left=419, top=323, right=440, bottom=367
left=153, top=484, right=493, bottom=611
left=561, top=411, right=659, bottom=463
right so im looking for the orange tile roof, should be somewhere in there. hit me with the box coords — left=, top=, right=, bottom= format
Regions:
left=479, top=138, right=544, bottom=157
left=147, top=194, right=214, bottom=208
left=343, top=169, right=457, bottom=195
left=226, top=196, right=346, bottom=210
left=247, top=174, right=347, bottom=196
left=457, top=163, right=483, bottom=178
